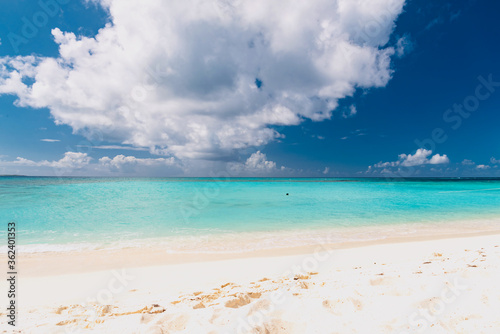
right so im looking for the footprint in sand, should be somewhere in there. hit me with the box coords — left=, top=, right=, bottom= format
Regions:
left=299, top=281, right=311, bottom=289
left=224, top=291, right=262, bottom=309
left=56, top=318, right=79, bottom=326
left=294, top=274, right=310, bottom=280
left=225, top=294, right=251, bottom=308
left=193, top=302, right=206, bottom=309
left=198, top=292, right=223, bottom=306
left=96, top=305, right=114, bottom=316
left=247, top=292, right=262, bottom=298
left=54, top=306, right=68, bottom=314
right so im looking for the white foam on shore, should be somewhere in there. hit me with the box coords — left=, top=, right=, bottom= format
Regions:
left=0, top=242, right=101, bottom=254
left=8, top=217, right=500, bottom=255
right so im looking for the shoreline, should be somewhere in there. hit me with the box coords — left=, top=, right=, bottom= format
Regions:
left=11, top=224, right=500, bottom=277
left=12, top=214, right=500, bottom=256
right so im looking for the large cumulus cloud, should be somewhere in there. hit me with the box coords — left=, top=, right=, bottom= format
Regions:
left=0, top=0, right=405, bottom=160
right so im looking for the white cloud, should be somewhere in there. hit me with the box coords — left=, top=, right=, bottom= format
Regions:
left=491, top=157, right=500, bottom=164
left=243, top=151, right=278, bottom=171
left=99, top=155, right=176, bottom=169
left=461, top=159, right=475, bottom=165
left=0, top=0, right=405, bottom=161
left=81, top=145, right=149, bottom=151
left=322, top=167, right=330, bottom=175
left=11, top=152, right=92, bottom=169
left=398, top=150, right=431, bottom=167
left=373, top=161, right=399, bottom=168
left=395, top=34, right=413, bottom=57
left=371, top=149, right=449, bottom=169
left=40, top=139, right=60, bottom=142
left=342, top=104, right=357, bottom=118
left=0, top=152, right=179, bottom=176
left=476, top=164, right=491, bottom=170
left=399, top=149, right=449, bottom=167
left=229, top=151, right=285, bottom=174
left=428, top=153, right=449, bottom=165
left=53, top=152, right=92, bottom=168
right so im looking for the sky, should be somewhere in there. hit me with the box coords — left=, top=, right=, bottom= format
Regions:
left=0, top=0, right=499, bottom=177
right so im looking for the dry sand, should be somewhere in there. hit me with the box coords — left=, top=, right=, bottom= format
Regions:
left=1, top=233, right=500, bottom=333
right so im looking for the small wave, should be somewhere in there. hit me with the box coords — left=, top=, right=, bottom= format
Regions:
left=5, top=217, right=500, bottom=255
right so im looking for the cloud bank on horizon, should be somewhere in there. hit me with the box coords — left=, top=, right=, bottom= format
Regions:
left=0, top=0, right=406, bottom=163
left=371, top=149, right=450, bottom=169
left=0, top=150, right=284, bottom=177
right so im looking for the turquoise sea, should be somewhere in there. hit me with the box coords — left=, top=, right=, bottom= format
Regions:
left=1, top=177, right=500, bottom=253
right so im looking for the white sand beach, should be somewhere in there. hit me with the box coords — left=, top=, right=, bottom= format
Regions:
left=1, top=231, right=500, bottom=333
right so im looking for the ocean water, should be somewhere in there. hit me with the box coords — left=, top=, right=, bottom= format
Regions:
left=1, top=177, right=500, bottom=253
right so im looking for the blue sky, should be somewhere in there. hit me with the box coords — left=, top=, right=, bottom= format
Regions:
left=0, top=0, right=499, bottom=177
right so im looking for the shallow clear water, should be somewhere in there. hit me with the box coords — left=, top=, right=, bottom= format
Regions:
left=1, top=177, right=500, bottom=252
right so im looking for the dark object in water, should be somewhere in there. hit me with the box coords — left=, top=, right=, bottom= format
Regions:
left=286, top=193, right=289, bottom=196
